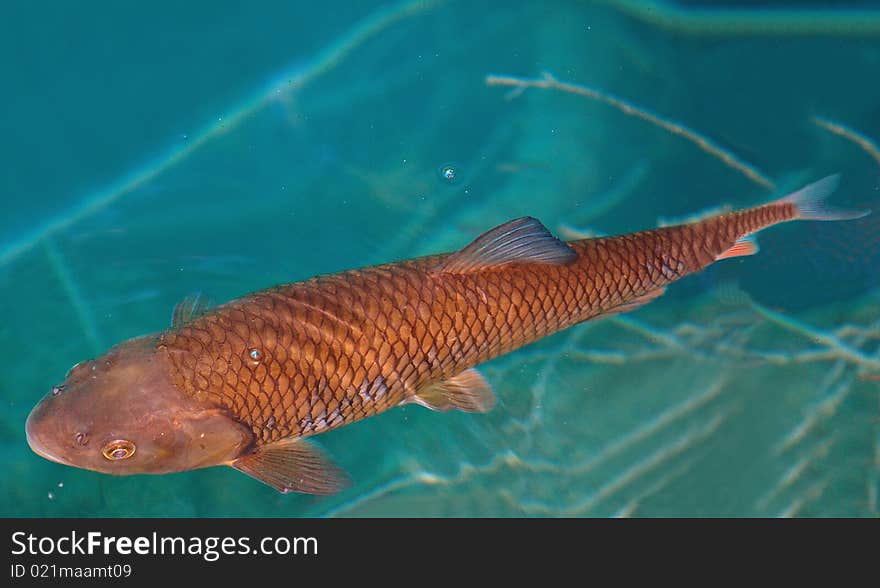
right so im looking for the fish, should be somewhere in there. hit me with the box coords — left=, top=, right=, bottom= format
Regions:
left=25, top=175, right=868, bottom=494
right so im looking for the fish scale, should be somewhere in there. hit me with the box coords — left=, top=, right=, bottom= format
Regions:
left=156, top=212, right=758, bottom=445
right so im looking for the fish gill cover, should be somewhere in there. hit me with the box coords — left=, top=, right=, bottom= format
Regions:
left=1, top=0, right=878, bottom=516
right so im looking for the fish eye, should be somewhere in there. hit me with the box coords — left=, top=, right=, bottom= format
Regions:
left=101, top=440, right=136, bottom=461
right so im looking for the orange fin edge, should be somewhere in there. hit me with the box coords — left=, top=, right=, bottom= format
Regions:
left=716, top=235, right=760, bottom=260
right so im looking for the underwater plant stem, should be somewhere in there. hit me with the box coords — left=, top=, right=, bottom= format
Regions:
left=486, top=72, right=776, bottom=190
left=600, top=0, right=880, bottom=37
left=43, top=237, right=103, bottom=355
left=812, top=115, right=880, bottom=167
left=0, top=0, right=446, bottom=268
left=750, top=301, right=880, bottom=372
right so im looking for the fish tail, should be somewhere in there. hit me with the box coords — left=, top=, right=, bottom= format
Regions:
left=732, top=174, right=869, bottom=238
left=777, top=174, right=869, bottom=221
left=710, top=175, right=869, bottom=262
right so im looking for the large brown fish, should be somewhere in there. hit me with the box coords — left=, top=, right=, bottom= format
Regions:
left=26, top=175, right=866, bottom=494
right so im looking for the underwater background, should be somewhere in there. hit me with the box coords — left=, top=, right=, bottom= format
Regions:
left=2, top=0, right=879, bottom=517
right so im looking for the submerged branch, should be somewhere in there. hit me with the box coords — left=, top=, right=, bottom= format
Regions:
left=486, top=71, right=776, bottom=190
left=812, top=115, right=880, bottom=167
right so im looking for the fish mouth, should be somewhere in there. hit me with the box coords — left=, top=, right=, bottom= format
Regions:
left=25, top=406, right=72, bottom=467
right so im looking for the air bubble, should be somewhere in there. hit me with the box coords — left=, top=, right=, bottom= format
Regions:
left=437, top=163, right=461, bottom=184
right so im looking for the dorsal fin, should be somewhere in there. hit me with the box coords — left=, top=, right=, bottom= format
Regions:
left=171, top=292, right=213, bottom=328
left=439, top=217, right=577, bottom=274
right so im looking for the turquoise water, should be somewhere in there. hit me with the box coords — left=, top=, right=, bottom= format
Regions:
left=2, top=0, right=879, bottom=516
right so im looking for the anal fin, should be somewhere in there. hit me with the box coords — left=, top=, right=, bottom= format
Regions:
left=231, top=438, right=350, bottom=495
left=716, top=235, right=760, bottom=261
left=595, top=287, right=666, bottom=319
left=409, top=368, right=496, bottom=413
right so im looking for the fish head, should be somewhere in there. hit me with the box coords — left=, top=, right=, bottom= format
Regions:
left=26, top=334, right=253, bottom=476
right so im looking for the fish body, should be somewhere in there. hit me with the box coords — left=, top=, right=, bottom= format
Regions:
left=26, top=175, right=867, bottom=493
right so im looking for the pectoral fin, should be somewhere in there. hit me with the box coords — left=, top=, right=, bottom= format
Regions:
left=230, top=438, right=350, bottom=495
left=172, top=292, right=214, bottom=328
left=409, top=368, right=496, bottom=413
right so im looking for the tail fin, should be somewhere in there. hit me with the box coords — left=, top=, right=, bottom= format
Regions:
left=779, top=174, right=869, bottom=221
